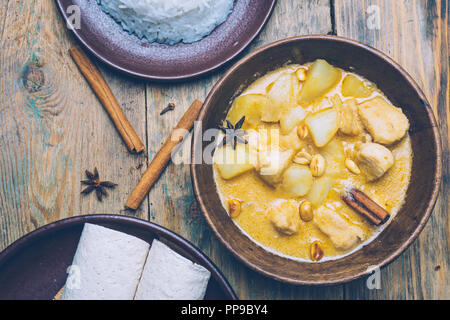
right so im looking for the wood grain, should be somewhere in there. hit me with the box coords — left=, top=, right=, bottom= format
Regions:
left=68, top=46, right=145, bottom=154
left=0, top=0, right=448, bottom=300
left=335, top=0, right=449, bottom=299
left=126, top=100, right=203, bottom=210
left=0, top=0, right=148, bottom=251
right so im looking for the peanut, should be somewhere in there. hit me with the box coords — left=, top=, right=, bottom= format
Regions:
left=310, top=241, right=324, bottom=261
left=299, top=201, right=314, bottom=222
left=228, top=199, right=241, bottom=218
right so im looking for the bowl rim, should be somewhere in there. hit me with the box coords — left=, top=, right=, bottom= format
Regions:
left=191, top=35, right=443, bottom=285
left=0, top=214, right=238, bottom=299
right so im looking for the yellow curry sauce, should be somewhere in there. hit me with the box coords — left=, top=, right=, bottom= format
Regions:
left=213, top=61, right=412, bottom=262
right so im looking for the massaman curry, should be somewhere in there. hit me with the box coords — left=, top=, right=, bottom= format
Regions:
left=213, top=60, right=412, bottom=262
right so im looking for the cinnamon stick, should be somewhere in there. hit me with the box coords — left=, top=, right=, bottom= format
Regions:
left=342, top=188, right=391, bottom=226
left=69, top=46, right=145, bottom=154
left=125, top=100, right=204, bottom=210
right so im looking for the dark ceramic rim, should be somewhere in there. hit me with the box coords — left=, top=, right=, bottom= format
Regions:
left=191, top=35, right=443, bottom=285
left=54, top=0, right=277, bottom=81
left=0, top=214, right=237, bottom=299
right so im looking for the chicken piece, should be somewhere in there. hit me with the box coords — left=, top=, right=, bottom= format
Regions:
left=257, top=149, right=295, bottom=186
left=358, top=97, right=409, bottom=145
left=355, top=142, right=394, bottom=181
left=279, top=129, right=304, bottom=151
left=337, top=98, right=364, bottom=136
left=269, top=201, right=300, bottom=236
left=314, top=206, right=365, bottom=250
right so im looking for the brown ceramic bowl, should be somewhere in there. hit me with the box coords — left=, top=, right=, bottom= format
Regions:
left=191, top=35, right=442, bottom=285
left=0, top=215, right=237, bottom=299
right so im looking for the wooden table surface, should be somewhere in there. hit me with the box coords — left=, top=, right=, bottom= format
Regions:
left=0, top=0, right=448, bottom=299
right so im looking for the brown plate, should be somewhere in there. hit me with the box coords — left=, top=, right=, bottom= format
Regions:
left=55, top=0, right=276, bottom=81
left=191, top=35, right=442, bottom=285
left=0, top=215, right=237, bottom=300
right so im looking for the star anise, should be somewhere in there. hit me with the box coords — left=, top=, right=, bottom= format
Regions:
left=218, top=116, right=248, bottom=149
left=81, top=167, right=117, bottom=202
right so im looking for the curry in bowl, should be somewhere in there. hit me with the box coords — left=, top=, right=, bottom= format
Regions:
left=213, top=59, right=412, bottom=262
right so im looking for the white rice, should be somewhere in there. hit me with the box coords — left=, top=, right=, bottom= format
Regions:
left=97, top=0, right=234, bottom=45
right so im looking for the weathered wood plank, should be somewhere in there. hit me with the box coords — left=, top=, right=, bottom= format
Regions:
left=335, top=0, right=449, bottom=299
left=1, top=0, right=447, bottom=301
left=145, top=0, right=338, bottom=300
left=0, top=0, right=148, bottom=251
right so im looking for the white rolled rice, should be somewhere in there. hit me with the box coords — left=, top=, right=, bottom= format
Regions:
left=97, top=0, right=234, bottom=45
left=61, top=223, right=150, bottom=300
left=134, top=239, right=211, bottom=300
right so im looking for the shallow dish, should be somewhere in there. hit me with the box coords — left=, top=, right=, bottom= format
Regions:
left=191, top=35, right=442, bottom=285
left=55, top=0, right=276, bottom=81
left=0, top=215, right=237, bottom=299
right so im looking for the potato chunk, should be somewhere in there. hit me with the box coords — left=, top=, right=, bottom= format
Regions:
left=305, top=108, right=339, bottom=147
left=358, top=97, right=410, bottom=145
left=243, top=65, right=301, bottom=95
left=281, top=165, right=313, bottom=197
left=334, top=96, right=364, bottom=136
left=262, top=74, right=299, bottom=122
left=214, top=144, right=255, bottom=180
left=355, top=142, right=394, bottom=181
left=256, top=127, right=281, bottom=152
left=257, top=149, right=295, bottom=186
left=280, top=106, right=307, bottom=134
left=261, top=100, right=282, bottom=123
left=269, top=201, right=300, bottom=236
left=341, top=74, right=373, bottom=98
left=319, top=138, right=346, bottom=178
left=314, top=206, right=365, bottom=250
left=298, top=59, right=341, bottom=104
left=306, top=176, right=335, bottom=207
left=227, top=94, right=266, bottom=130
